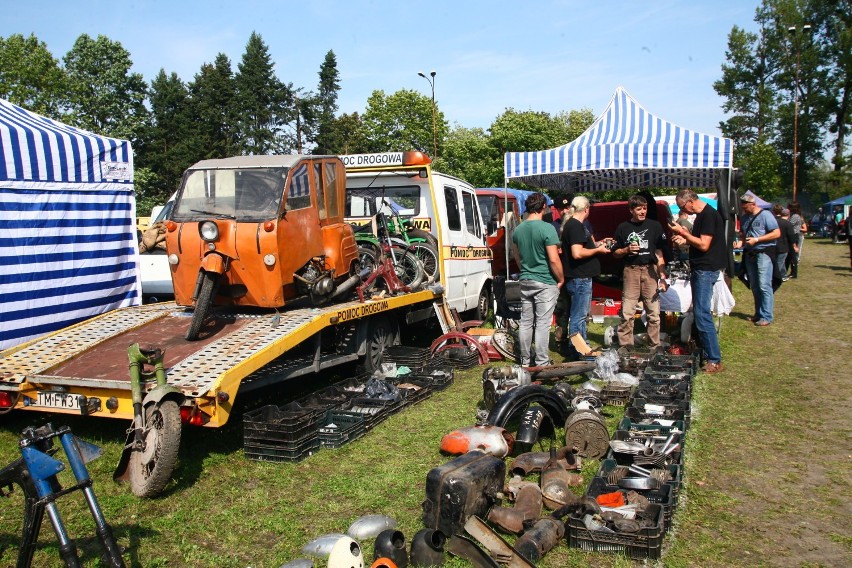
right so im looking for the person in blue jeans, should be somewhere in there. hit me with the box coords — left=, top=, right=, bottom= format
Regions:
left=560, top=196, right=612, bottom=360
left=670, top=189, right=728, bottom=373
left=736, top=193, right=780, bottom=326
left=512, top=192, right=564, bottom=366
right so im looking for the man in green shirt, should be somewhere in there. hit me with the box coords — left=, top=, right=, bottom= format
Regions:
left=512, top=193, right=564, bottom=366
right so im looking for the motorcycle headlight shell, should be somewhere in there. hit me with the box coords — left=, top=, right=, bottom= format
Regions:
left=200, top=221, right=219, bottom=242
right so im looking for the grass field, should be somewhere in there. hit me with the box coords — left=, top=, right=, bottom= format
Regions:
left=1, top=238, right=850, bottom=567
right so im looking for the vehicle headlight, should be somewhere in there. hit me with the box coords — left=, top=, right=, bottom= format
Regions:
left=200, top=221, right=219, bottom=242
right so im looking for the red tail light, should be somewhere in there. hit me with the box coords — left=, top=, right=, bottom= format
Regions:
left=180, top=405, right=206, bottom=426
left=0, top=392, right=14, bottom=408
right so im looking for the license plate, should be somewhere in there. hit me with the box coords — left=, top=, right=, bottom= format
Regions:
left=36, top=391, right=82, bottom=410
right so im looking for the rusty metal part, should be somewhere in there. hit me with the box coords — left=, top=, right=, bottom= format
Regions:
left=509, top=447, right=579, bottom=477
left=524, top=360, right=596, bottom=380
left=564, top=410, right=609, bottom=459
left=446, top=534, right=499, bottom=568
left=463, top=516, right=534, bottom=568
left=606, top=465, right=630, bottom=485
left=540, top=449, right=581, bottom=510
left=490, top=329, right=518, bottom=362
left=513, top=517, right=565, bottom=564
left=486, top=483, right=542, bottom=535
left=440, top=425, right=513, bottom=458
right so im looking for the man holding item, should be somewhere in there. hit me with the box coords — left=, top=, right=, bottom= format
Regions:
left=512, top=193, right=564, bottom=367
left=612, top=195, right=667, bottom=350
left=670, top=189, right=727, bottom=373
left=561, top=196, right=612, bottom=360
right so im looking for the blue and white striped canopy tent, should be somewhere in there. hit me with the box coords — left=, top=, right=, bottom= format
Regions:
left=0, top=99, right=140, bottom=350
left=504, top=86, right=734, bottom=193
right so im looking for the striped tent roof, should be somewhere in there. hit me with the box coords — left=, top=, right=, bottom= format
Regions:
left=504, top=87, right=734, bottom=192
left=1, top=99, right=139, bottom=350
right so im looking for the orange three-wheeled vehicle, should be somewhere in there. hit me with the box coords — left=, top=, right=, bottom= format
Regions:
left=165, top=155, right=361, bottom=340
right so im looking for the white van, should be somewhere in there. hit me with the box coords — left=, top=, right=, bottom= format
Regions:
left=138, top=196, right=175, bottom=302
left=342, top=152, right=492, bottom=318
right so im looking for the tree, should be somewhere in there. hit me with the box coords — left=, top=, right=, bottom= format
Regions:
left=361, top=89, right=447, bottom=155
left=138, top=70, right=195, bottom=203
left=434, top=126, right=502, bottom=187
left=737, top=139, right=784, bottom=199
left=314, top=50, right=341, bottom=154
left=63, top=34, right=148, bottom=141
left=322, top=112, right=368, bottom=154
left=233, top=31, right=293, bottom=154
left=0, top=33, right=66, bottom=118
left=555, top=108, right=596, bottom=141
left=188, top=53, right=238, bottom=159
left=488, top=108, right=568, bottom=155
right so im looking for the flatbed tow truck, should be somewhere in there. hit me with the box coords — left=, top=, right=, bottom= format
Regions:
left=0, top=290, right=438, bottom=428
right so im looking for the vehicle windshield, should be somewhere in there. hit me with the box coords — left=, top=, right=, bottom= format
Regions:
left=172, top=167, right=288, bottom=222
left=477, top=195, right=496, bottom=223
left=345, top=185, right=421, bottom=218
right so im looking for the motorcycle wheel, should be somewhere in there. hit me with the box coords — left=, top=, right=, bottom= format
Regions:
left=411, top=242, right=439, bottom=281
left=185, top=271, right=217, bottom=341
left=390, top=246, right=424, bottom=289
left=129, top=399, right=181, bottom=498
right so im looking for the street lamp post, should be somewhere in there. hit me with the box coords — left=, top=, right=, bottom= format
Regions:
left=788, top=24, right=811, bottom=203
left=418, top=70, right=437, bottom=159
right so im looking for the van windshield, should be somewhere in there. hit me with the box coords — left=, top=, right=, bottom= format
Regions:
left=172, top=167, right=288, bottom=222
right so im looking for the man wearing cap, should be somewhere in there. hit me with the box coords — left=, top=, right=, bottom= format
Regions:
left=737, top=194, right=781, bottom=326
left=512, top=192, right=564, bottom=366
left=670, top=189, right=727, bottom=373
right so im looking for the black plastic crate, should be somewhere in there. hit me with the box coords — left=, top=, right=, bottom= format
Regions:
left=648, top=353, right=698, bottom=374
left=639, top=368, right=693, bottom=385
left=609, top=429, right=685, bottom=465
left=244, top=436, right=320, bottom=463
left=382, top=345, right=431, bottom=367
left=415, top=366, right=455, bottom=391
left=633, top=381, right=691, bottom=405
left=617, top=417, right=686, bottom=438
left=395, top=378, right=433, bottom=406
left=567, top=502, right=665, bottom=560
left=597, top=458, right=682, bottom=500
left=585, top=477, right=676, bottom=532
left=349, top=395, right=404, bottom=429
left=626, top=398, right=691, bottom=429
left=243, top=404, right=322, bottom=445
left=318, top=410, right=366, bottom=449
left=431, top=348, right=480, bottom=370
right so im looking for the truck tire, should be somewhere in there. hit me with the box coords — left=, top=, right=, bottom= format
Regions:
left=129, top=399, right=181, bottom=498
left=475, top=284, right=492, bottom=321
left=186, top=272, right=217, bottom=341
left=361, top=315, right=399, bottom=373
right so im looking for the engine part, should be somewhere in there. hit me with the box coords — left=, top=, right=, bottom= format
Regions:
left=485, top=385, right=570, bottom=433
left=525, top=360, right=597, bottom=380
left=490, top=329, right=518, bottom=363
left=347, top=514, right=398, bottom=540
left=302, top=534, right=350, bottom=558
left=540, top=449, right=582, bottom=510
left=446, top=534, right=500, bottom=568
left=570, top=394, right=603, bottom=411
left=462, top=516, right=534, bottom=568
left=374, top=530, right=408, bottom=568
left=606, top=465, right=630, bottom=485
left=486, top=483, right=542, bottom=534
left=513, top=517, right=565, bottom=564
left=409, top=528, right=446, bottom=567
left=481, top=365, right=530, bottom=410
left=564, top=410, right=610, bottom=459
left=440, top=425, right=513, bottom=458
left=509, top=447, right=580, bottom=477
left=618, top=476, right=660, bottom=490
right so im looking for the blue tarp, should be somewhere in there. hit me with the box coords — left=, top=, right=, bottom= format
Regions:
left=0, top=98, right=140, bottom=350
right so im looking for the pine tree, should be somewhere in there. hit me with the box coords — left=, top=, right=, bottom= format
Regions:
left=189, top=53, right=238, bottom=159
left=314, top=50, right=341, bottom=154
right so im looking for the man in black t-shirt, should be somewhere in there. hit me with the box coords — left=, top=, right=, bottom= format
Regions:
left=560, top=196, right=612, bottom=359
left=612, top=195, right=667, bottom=350
left=670, top=189, right=727, bottom=373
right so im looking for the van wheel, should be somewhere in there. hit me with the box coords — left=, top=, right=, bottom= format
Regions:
left=475, top=284, right=492, bottom=321
left=361, top=315, right=399, bottom=373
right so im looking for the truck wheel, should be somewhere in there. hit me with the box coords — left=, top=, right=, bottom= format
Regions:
left=186, top=272, right=217, bottom=341
left=361, top=315, right=399, bottom=373
left=129, top=399, right=181, bottom=498
left=475, top=284, right=492, bottom=321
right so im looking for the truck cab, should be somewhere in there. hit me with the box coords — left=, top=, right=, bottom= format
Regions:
left=343, top=152, right=492, bottom=318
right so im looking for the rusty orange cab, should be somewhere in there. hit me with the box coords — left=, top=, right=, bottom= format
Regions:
left=165, top=155, right=360, bottom=340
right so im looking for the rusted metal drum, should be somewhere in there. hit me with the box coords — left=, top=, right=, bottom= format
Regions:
left=564, top=410, right=609, bottom=459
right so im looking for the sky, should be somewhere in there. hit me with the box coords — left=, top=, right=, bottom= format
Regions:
left=2, top=0, right=762, bottom=139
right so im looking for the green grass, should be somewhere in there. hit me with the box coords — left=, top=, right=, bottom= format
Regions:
left=1, top=237, right=850, bottom=567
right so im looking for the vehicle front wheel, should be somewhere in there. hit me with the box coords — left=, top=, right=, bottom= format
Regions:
left=186, top=271, right=218, bottom=341
left=128, top=399, right=182, bottom=498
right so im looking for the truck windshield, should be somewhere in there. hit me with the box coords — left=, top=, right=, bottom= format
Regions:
left=172, top=167, right=288, bottom=222
left=345, top=185, right=421, bottom=217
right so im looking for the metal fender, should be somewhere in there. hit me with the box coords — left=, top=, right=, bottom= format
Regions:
left=199, top=252, right=226, bottom=274
left=373, top=530, right=408, bottom=568
left=409, top=528, right=446, bottom=567
left=440, top=425, right=514, bottom=458
left=142, top=384, right=185, bottom=408
left=484, top=385, right=569, bottom=432
left=429, top=332, right=489, bottom=365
